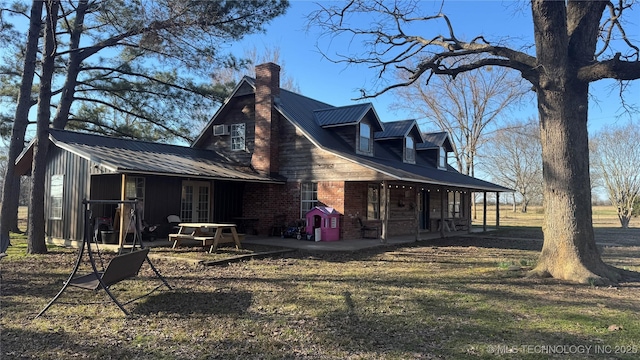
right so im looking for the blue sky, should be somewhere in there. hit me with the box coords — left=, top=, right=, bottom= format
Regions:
left=233, top=0, right=639, bottom=134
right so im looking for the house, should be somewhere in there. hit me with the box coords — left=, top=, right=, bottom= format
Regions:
left=16, top=62, right=510, bottom=245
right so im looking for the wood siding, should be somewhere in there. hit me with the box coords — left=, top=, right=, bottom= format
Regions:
left=277, top=117, right=389, bottom=182
left=203, top=95, right=255, bottom=164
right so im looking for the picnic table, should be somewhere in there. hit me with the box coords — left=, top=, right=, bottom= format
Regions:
left=169, top=223, right=243, bottom=253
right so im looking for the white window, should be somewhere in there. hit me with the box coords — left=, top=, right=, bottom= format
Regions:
left=231, top=123, right=246, bottom=151
left=367, top=184, right=380, bottom=220
left=358, top=122, right=372, bottom=154
left=49, top=175, right=64, bottom=220
left=300, top=182, right=318, bottom=217
left=439, top=147, right=447, bottom=169
left=405, top=135, right=415, bottom=163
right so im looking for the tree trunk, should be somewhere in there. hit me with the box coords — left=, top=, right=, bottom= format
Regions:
left=28, top=0, right=59, bottom=254
left=529, top=76, right=619, bottom=284
left=528, top=0, right=620, bottom=284
left=7, top=179, right=22, bottom=233
left=618, top=214, right=630, bottom=229
left=529, top=81, right=619, bottom=284
left=51, top=0, right=89, bottom=129
left=0, top=0, right=44, bottom=253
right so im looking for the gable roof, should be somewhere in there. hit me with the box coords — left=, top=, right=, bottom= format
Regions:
left=274, top=90, right=510, bottom=192
left=193, top=73, right=509, bottom=193
left=314, top=103, right=384, bottom=130
left=375, top=119, right=423, bottom=142
left=15, top=129, right=282, bottom=183
left=418, top=132, right=454, bottom=152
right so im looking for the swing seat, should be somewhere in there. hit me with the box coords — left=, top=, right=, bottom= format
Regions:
left=67, top=248, right=150, bottom=290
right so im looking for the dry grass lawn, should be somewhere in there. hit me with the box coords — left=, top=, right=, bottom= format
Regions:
left=1, top=206, right=639, bottom=359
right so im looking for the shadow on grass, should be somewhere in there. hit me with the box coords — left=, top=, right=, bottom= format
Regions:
left=310, top=289, right=630, bottom=358
left=1, top=328, right=93, bottom=359
left=134, top=289, right=252, bottom=316
left=1, top=327, right=192, bottom=359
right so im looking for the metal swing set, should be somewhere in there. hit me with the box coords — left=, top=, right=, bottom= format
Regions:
left=35, top=199, right=172, bottom=318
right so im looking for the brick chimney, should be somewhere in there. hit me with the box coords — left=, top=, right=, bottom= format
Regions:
left=252, top=62, right=281, bottom=176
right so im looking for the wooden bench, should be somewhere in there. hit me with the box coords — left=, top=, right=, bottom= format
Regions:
left=170, top=226, right=245, bottom=250
left=169, top=225, right=211, bottom=248
left=452, top=218, right=469, bottom=231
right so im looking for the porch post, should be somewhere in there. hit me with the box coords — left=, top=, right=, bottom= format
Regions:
left=482, top=191, right=487, bottom=232
left=466, top=191, right=472, bottom=233
left=439, top=187, right=445, bottom=238
left=118, top=173, right=126, bottom=248
left=381, top=180, right=389, bottom=244
left=496, top=192, right=500, bottom=229
left=414, top=184, right=419, bottom=241
left=472, top=191, right=477, bottom=220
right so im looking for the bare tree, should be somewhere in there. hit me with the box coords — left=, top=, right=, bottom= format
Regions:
left=311, top=0, right=640, bottom=284
left=482, top=119, right=543, bottom=213
left=394, top=61, right=529, bottom=176
left=591, top=121, right=640, bottom=228
left=211, top=45, right=301, bottom=92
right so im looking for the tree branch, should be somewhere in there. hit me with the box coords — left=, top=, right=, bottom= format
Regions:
left=311, top=0, right=537, bottom=99
left=72, top=96, right=191, bottom=141
left=578, top=54, right=640, bottom=82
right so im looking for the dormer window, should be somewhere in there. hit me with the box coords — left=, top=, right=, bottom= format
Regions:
left=404, top=135, right=415, bottom=163
left=438, top=147, right=447, bottom=169
left=358, top=122, right=373, bottom=155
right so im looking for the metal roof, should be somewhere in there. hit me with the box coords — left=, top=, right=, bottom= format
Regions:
left=419, top=132, right=453, bottom=151
left=314, top=103, right=377, bottom=128
left=276, top=90, right=510, bottom=192
left=375, top=119, right=424, bottom=142
left=19, top=129, right=282, bottom=183
left=188, top=75, right=509, bottom=192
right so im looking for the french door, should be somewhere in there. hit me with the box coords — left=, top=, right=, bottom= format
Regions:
left=180, top=181, right=211, bottom=222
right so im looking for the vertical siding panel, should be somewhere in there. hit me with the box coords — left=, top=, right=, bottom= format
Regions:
left=143, top=175, right=181, bottom=224
left=70, top=151, right=81, bottom=241
left=65, top=150, right=72, bottom=241
left=44, top=146, right=94, bottom=242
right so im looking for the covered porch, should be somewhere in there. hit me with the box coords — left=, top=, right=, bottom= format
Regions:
left=354, top=180, right=507, bottom=243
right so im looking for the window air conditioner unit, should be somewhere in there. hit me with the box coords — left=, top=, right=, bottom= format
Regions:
left=213, top=124, right=229, bottom=136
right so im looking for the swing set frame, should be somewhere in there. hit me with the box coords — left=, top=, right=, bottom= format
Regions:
left=35, top=199, right=172, bottom=318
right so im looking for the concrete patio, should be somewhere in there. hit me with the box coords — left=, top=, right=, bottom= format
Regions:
left=241, top=226, right=493, bottom=251
left=48, top=226, right=494, bottom=253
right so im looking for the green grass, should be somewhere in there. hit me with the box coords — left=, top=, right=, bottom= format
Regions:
left=474, top=205, right=639, bottom=229
left=2, top=234, right=640, bottom=359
